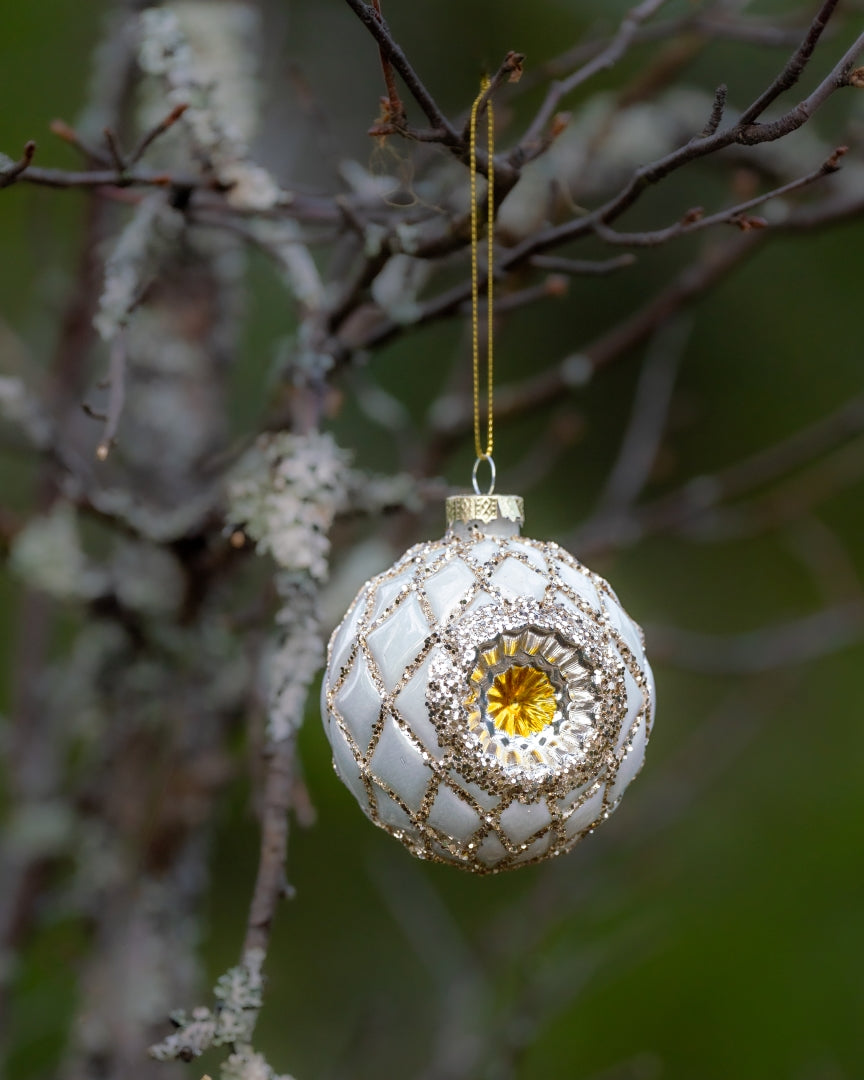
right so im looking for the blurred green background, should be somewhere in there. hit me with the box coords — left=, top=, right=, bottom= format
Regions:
left=2, top=2, right=864, bottom=1079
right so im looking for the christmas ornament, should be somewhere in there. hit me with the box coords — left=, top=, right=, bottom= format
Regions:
left=321, top=493, right=655, bottom=873
left=320, top=79, right=655, bottom=873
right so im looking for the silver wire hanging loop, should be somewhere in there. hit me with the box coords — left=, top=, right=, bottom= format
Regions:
left=472, top=454, right=496, bottom=496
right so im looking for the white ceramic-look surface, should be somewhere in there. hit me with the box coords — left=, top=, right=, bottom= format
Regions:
left=322, top=519, right=654, bottom=874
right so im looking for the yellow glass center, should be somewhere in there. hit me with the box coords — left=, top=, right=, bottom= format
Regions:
left=486, top=665, right=557, bottom=738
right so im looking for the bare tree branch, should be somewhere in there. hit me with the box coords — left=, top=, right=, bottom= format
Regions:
left=570, top=397, right=864, bottom=557
left=418, top=234, right=761, bottom=441
left=49, top=118, right=110, bottom=164
left=592, top=145, right=847, bottom=247
left=699, top=83, right=728, bottom=138
left=0, top=140, right=36, bottom=188
left=513, top=0, right=672, bottom=166
left=529, top=6, right=823, bottom=89
left=4, top=163, right=187, bottom=190
left=737, top=0, right=842, bottom=125
left=243, top=736, right=297, bottom=955
left=529, top=253, right=636, bottom=276
left=506, top=16, right=864, bottom=263
left=342, top=0, right=459, bottom=143
left=647, top=602, right=864, bottom=672
left=737, top=24, right=864, bottom=142
left=591, top=315, right=689, bottom=517
left=366, top=0, right=409, bottom=133
left=636, top=395, right=864, bottom=532
left=128, top=101, right=189, bottom=165
left=94, top=331, right=128, bottom=461
left=457, top=50, right=526, bottom=142
left=665, top=437, right=864, bottom=544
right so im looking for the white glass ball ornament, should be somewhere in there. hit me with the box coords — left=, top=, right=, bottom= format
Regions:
left=321, top=494, right=655, bottom=874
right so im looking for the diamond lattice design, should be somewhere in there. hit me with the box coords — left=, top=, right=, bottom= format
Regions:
left=321, top=522, right=655, bottom=874
left=333, top=655, right=381, bottom=756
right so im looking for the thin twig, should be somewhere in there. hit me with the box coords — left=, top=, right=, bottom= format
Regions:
left=592, top=145, right=847, bottom=246
left=784, top=516, right=864, bottom=605
left=506, top=14, right=862, bottom=262
left=0, top=141, right=36, bottom=189
left=529, top=253, right=636, bottom=276
left=326, top=246, right=390, bottom=332
left=127, top=102, right=189, bottom=166
left=94, top=332, right=127, bottom=461
left=699, top=83, right=728, bottom=138
left=513, top=0, right=671, bottom=165
left=737, top=25, right=864, bottom=142
left=647, top=602, right=864, bottom=673
left=3, top=164, right=180, bottom=190
left=503, top=407, right=585, bottom=494
left=103, top=127, right=126, bottom=174
left=341, top=15, right=860, bottom=362
left=738, top=0, right=842, bottom=126
left=526, top=7, right=815, bottom=90
left=242, top=734, right=296, bottom=956
left=591, top=315, right=690, bottom=516
left=367, top=0, right=407, bottom=132
left=637, top=396, right=864, bottom=530
left=49, top=119, right=110, bottom=164
left=572, top=405, right=864, bottom=556
left=457, top=50, right=526, bottom=142
left=455, top=275, right=569, bottom=318
left=667, top=436, right=864, bottom=544
left=342, top=0, right=459, bottom=143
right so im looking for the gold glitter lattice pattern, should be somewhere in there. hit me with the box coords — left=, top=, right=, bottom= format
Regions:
left=322, top=527, right=655, bottom=874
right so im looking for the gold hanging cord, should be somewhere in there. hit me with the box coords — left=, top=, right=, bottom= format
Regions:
left=469, top=76, right=495, bottom=495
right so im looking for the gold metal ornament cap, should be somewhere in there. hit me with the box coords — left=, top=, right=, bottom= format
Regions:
left=445, top=494, right=524, bottom=527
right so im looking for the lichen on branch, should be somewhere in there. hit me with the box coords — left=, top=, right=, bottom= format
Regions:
left=149, top=948, right=295, bottom=1079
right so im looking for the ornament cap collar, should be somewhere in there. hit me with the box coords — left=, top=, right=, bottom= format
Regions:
left=445, top=494, right=524, bottom=531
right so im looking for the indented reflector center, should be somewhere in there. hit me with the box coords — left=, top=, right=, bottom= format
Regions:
left=486, top=665, right=557, bottom=737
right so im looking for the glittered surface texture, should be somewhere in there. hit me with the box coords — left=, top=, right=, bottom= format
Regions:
left=321, top=527, right=654, bottom=873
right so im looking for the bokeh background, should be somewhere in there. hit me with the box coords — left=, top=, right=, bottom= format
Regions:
left=2, top=2, right=864, bottom=1079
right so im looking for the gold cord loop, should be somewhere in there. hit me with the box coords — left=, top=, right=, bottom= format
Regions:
left=469, top=76, right=495, bottom=465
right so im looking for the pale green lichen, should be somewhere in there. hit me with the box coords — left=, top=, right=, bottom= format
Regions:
left=165, top=1, right=260, bottom=141
left=110, top=539, right=185, bottom=616
left=10, top=502, right=107, bottom=601
left=248, top=220, right=323, bottom=310
left=221, top=1049, right=296, bottom=1080
left=0, top=375, right=52, bottom=448
left=228, top=433, right=429, bottom=741
left=93, top=196, right=185, bottom=342
left=266, top=573, right=323, bottom=743
left=350, top=470, right=423, bottom=515
left=4, top=801, right=76, bottom=859
left=227, top=432, right=352, bottom=740
left=138, top=5, right=286, bottom=211
left=370, top=254, right=428, bottom=324
left=149, top=948, right=294, bottom=1075
left=227, top=431, right=351, bottom=581
left=85, top=484, right=218, bottom=543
